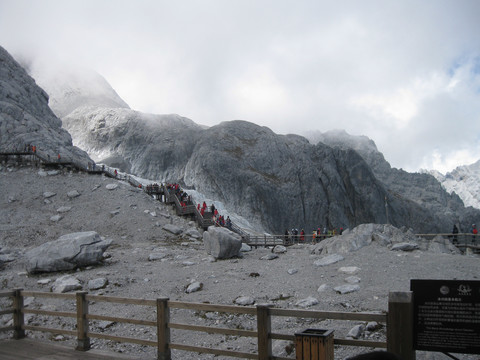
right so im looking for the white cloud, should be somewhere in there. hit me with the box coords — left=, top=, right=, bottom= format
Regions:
left=0, top=0, right=479, bottom=173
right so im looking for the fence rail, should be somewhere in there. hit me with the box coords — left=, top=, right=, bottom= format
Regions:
left=0, top=289, right=402, bottom=360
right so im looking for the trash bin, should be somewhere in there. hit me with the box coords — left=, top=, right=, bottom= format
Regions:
left=295, top=328, right=334, bottom=360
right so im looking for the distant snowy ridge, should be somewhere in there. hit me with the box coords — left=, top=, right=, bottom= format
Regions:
left=427, top=160, right=480, bottom=209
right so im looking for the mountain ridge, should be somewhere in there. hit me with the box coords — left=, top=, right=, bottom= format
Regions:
left=6, top=47, right=480, bottom=234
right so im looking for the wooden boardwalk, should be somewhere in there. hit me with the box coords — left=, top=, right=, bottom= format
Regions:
left=0, top=339, right=149, bottom=360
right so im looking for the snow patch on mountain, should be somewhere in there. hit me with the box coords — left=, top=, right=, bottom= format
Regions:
left=427, top=160, right=480, bottom=209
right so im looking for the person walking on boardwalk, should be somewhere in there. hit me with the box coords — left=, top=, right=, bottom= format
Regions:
left=471, top=224, right=477, bottom=244
left=452, top=224, right=459, bottom=244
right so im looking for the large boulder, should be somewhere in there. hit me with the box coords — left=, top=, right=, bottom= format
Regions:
left=311, top=224, right=418, bottom=255
left=203, top=226, right=242, bottom=259
left=25, top=231, right=111, bottom=273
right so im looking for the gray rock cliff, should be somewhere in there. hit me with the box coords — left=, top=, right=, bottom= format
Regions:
left=0, top=46, right=92, bottom=167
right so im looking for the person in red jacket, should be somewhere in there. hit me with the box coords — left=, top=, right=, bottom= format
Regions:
left=471, top=224, right=477, bottom=244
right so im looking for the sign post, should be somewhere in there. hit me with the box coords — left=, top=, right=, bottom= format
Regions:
left=411, top=279, right=480, bottom=355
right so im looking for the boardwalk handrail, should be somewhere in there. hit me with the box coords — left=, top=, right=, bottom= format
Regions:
left=0, top=289, right=393, bottom=360
left=0, top=146, right=89, bottom=172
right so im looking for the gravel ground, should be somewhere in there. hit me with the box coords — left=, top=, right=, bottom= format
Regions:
left=0, top=163, right=479, bottom=360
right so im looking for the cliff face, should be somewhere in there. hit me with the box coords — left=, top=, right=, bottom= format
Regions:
left=182, top=121, right=451, bottom=233
left=61, top=106, right=202, bottom=178
left=310, top=129, right=479, bottom=233
left=0, top=46, right=91, bottom=166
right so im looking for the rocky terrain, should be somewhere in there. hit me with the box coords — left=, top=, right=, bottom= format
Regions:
left=0, top=163, right=479, bottom=360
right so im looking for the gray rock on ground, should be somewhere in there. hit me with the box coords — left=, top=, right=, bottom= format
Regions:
left=185, top=281, right=203, bottom=293
left=88, top=277, right=108, bottom=290
left=317, top=284, right=328, bottom=293
left=314, top=254, right=345, bottom=267
left=52, top=275, right=82, bottom=293
left=273, top=245, right=287, bottom=254
left=240, top=243, right=252, bottom=252
left=43, top=191, right=56, bottom=198
left=347, top=324, right=365, bottom=339
left=345, top=276, right=361, bottom=284
left=391, top=242, right=419, bottom=251
left=234, top=296, right=255, bottom=305
left=25, top=231, right=112, bottom=273
left=260, top=254, right=279, bottom=260
left=295, top=296, right=319, bottom=308
left=338, top=266, right=361, bottom=274
left=203, top=226, right=242, bottom=259
left=334, top=284, right=360, bottom=294
left=148, top=252, right=168, bottom=261
left=67, top=190, right=81, bottom=198
left=184, top=228, right=201, bottom=239
left=162, top=224, right=183, bottom=235
left=50, top=215, right=62, bottom=222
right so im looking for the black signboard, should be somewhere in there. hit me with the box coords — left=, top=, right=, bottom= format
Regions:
left=411, top=279, right=480, bottom=354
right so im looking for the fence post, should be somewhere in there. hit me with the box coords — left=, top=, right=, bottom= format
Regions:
left=387, top=291, right=415, bottom=360
left=75, top=291, right=90, bottom=351
left=13, top=288, right=25, bottom=339
left=257, top=304, right=272, bottom=360
left=157, top=297, right=171, bottom=360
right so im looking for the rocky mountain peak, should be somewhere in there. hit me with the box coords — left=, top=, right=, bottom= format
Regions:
left=0, top=46, right=92, bottom=167
left=29, top=61, right=130, bottom=118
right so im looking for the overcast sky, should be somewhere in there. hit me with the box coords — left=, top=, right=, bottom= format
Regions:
left=1, top=0, right=479, bottom=173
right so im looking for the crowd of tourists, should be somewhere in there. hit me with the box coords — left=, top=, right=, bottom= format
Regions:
left=284, top=226, right=344, bottom=243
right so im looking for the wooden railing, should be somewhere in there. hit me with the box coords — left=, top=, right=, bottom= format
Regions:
left=0, top=289, right=418, bottom=360
left=0, top=147, right=89, bottom=172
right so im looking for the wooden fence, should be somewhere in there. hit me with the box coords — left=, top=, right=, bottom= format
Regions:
left=0, top=289, right=419, bottom=360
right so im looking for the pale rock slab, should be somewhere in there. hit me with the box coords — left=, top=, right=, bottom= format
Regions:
left=25, top=231, right=111, bottom=273
left=88, top=277, right=108, bottom=290
left=334, top=284, right=360, bottom=294
left=52, top=275, right=82, bottom=293
left=162, top=224, right=183, bottom=235
left=314, top=254, right=344, bottom=267
left=338, top=266, right=361, bottom=274
left=391, top=242, right=419, bottom=251
left=235, top=296, right=255, bottom=306
left=185, top=281, right=203, bottom=293
left=203, top=226, right=242, bottom=259
left=295, top=296, right=319, bottom=308
left=67, top=190, right=80, bottom=198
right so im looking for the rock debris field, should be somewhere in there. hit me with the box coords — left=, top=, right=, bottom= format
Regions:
left=0, top=164, right=479, bottom=360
